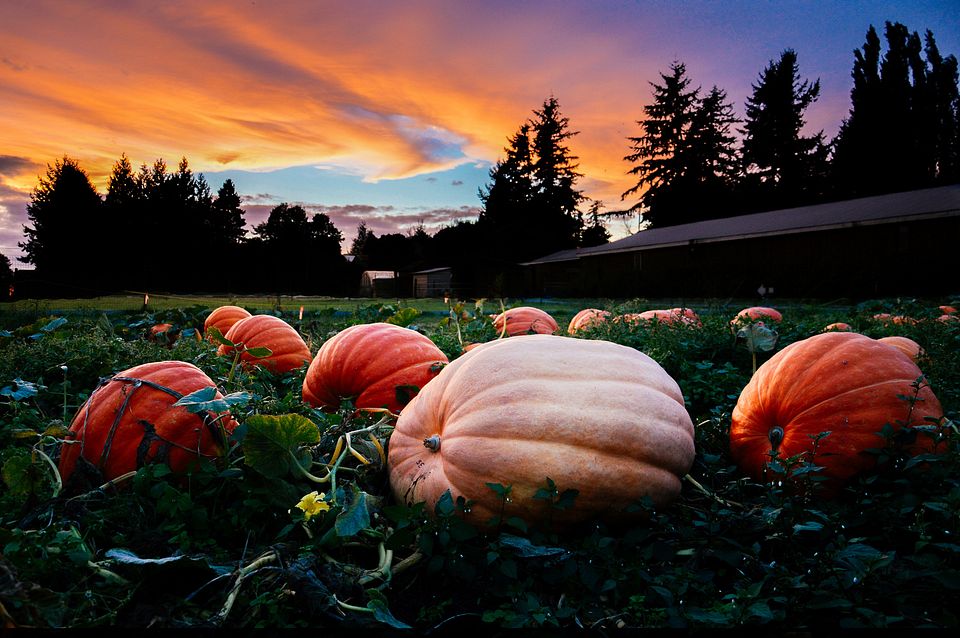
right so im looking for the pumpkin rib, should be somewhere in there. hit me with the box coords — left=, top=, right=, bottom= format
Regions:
left=785, top=377, right=928, bottom=426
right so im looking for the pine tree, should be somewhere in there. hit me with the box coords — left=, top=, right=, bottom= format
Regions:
left=740, top=49, right=827, bottom=211
left=210, top=179, right=248, bottom=247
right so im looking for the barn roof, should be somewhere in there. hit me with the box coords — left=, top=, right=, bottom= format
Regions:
left=522, top=184, right=960, bottom=266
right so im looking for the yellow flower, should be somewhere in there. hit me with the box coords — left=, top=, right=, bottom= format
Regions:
left=295, top=491, right=330, bottom=520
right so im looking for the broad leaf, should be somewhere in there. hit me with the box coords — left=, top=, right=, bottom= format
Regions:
left=206, top=326, right=234, bottom=347
left=243, top=414, right=320, bottom=478
left=1, top=378, right=45, bottom=401
left=173, top=386, right=252, bottom=413
left=334, top=483, right=371, bottom=537
left=244, top=346, right=273, bottom=359
left=736, top=323, right=779, bottom=353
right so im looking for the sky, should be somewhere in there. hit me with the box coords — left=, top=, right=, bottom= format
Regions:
left=1, top=0, right=958, bottom=265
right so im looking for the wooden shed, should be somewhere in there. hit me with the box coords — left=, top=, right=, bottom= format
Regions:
left=522, top=185, right=960, bottom=299
left=411, top=267, right=453, bottom=298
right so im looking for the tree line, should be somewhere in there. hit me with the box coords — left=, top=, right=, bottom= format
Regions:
left=10, top=21, right=959, bottom=298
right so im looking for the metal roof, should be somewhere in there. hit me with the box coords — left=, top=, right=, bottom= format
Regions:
left=521, top=184, right=960, bottom=266
left=411, top=267, right=453, bottom=275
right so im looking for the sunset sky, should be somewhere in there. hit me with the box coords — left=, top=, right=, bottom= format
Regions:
left=1, top=0, right=957, bottom=265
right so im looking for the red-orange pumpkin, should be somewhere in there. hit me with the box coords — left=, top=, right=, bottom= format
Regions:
left=493, top=306, right=559, bottom=336
left=204, top=305, right=252, bottom=342
left=567, top=308, right=611, bottom=334
left=877, top=335, right=923, bottom=363
left=940, top=305, right=957, bottom=315
left=388, top=335, right=696, bottom=528
left=148, top=323, right=177, bottom=343
left=58, top=361, right=238, bottom=483
left=302, top=322, right=449, bottom=413
left=730, top=332, right=943, bottom=491
left=732, top=306, right=782, bottom=325
left=218, top=315, right=310, bottom=374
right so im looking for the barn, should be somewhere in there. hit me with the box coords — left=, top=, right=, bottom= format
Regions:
left=522, top=185, right=960, bottom=299
left=411, top=267, right=453, bottom=298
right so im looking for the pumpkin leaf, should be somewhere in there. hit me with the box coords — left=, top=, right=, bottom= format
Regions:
left=385, top=307, right=421, bottom=327
left=736, top=323, right=779, bottom=353
left=173, top=386, right=252, bottom=414
left=242, top=414, right=320, bottom=479
left=365, top=589, right=411, bottom=629
left=334, top=483, right=371, bottom=537
left=498, top=533, right=568, bottom=558
left=1, top=378, right=45, bottom=401
left=206, top=326, right=234, bottom=347
left=244, top=346, right=273, bottom=359
left=2, top=453, right=49, bottom=496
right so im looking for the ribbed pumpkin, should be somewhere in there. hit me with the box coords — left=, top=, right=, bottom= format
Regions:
left=567, top=308, right=611, bottom=334
left=637, top=308, right=701, bottom=327
left=493, top=306, right=559, bottom=337
left=732, top=306, right=782, bottom=325
left=58, top=361, right=238, bottom=484
left=218, top=315, right=310, bottom=374
left=204, top=305, right=252, bottom=342
left=730, top=332, right=943, bottom=491
left=302, top=322, right=449, bottom=413
left=388, top=335, right=696, bottom=528
left=823, top=322, right=853, bottom=332
left=877, top=335, right=923, bottom=363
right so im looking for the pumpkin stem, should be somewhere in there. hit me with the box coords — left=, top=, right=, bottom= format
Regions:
left=769, top=426, right=784, bottom=449
left=423, top=434, right=441, bottom=452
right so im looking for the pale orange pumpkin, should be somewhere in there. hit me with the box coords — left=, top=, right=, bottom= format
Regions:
left=567, top=308, right=611, bottom=334
left=388, top=335, right=696, bottom=528
left=732, top=306, right=782, bottom=326
left=204, top=305, right=252, bottom=342
left=730, top=332, right=943, bottom=492
left=218, top=315, right=311, bottom=374
left=822, top=322, right=853, bottom=332
left=877, top=336, right=923, bottom=363
left=493, top=306, right=559, bottom=336
left=302, top=322, right=448, bottom=413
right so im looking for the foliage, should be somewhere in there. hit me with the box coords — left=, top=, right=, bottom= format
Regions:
left=0, top=298, right=957, bottom=629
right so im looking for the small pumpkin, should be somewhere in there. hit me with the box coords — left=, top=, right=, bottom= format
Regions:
left=302, top=322, right=449, bottom=413
left=218, top=314, right=310, bottom=374
left=822, top=322, right=853, bottom=332
left=730, top=332, right=943, bottom=492
left=732, top=306, right=782, bottom=326
left=204, top=305, right=252, bottom=342
left=567, top=308, right=611, bottom=334
left=493, top=306, right=559, bottom=337
left=939, top=305, right=957, bottom=315
left=58, top=360, right=238, bottom=484
left=388, top=335, right=696, bottom=528
left=148, top=323, right=177, bottom=344
left=877, top=335, right=923, bottom=363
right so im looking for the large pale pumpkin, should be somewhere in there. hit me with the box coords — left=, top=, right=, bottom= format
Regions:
left=59, top=361, right=238, bottom=484
left=567, top=308, right=611, bottom=334
left=218, top=314, right=311, bottom=374
left=388, top=335, right=696, bottom=528
left=493, top=306, right=559, bottom=336
left=877, top=335, right=923, bottom=363
left=302, top=322, right=449, bottom=413
left=730, top=331, right=943, bottom=490
left=204, top=305, right=252, bottom=341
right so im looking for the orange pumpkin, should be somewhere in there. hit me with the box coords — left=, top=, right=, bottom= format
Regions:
left=302, top=322, right=449, bottom=413
left=218, top=315, right=310, bottom=374
left=822, top=322, right=853, bottom=332
left=732, top=306, right=782, bottom=326
left=567, top=308, right=611, bottom=334
left=730, top=332, right=943, bottom=492
left=388, top=335, right=696, bottom=528
left=940, top=305, right=957, bottom=315
left=148, top=323, right=177, bottom=343
left=58, top=361, right=238, bottom=483
left=493, top=306, right=559, bottom=336
left=877, top=336, right=923, bottom=363
left=204, top=305, right=252, bottom=342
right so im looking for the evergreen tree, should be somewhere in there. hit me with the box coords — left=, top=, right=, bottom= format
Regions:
left=0, top=253, right=13, bottom=300
left=349, top=221, right=372, bottom=259
left=622, top=63, right=741, bottom=226
left=210, top=179, right=248, bottom=246
left=579, top=201, right=611, bottom=247
left=740, top=49, right=827, bottom=211
left=20, top=156, right=106, bottom=293
left=479, top=96, right=585, bottom=261
left=832, top=24, right=960, bottom=197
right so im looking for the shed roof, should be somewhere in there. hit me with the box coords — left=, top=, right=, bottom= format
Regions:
left=522, top=184, right=960, bottom=266
left=411, top=267, right=453, bottom=275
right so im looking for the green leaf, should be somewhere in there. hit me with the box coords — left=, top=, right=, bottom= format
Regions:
left=0, top=378, right=45, bottom=401
left=498, top=533, right=568, bottom=558
left=334, top=483, right=371, bottom=537
left=172, top=387, right=252, bottom=413
left=2, top=454, right=48, bottom=496
left=365, top=589, right=411, bottom=629
left=206, top=326, right=234, bottom=347
left=242, top=414, right=320, bottom=478
left=40, top=317, right=68, bottom=332
left=736, top=323, right=779, bottom=353
left=385, top=307, right=421, bottom=327
left=244, top=346, right=273, bottom=359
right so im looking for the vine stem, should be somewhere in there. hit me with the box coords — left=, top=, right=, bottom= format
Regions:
left=213, top=551, right=278, bottom=625
left=683, top=473, right=744, bottom=509
left=33, top=447, right=62, bottom=498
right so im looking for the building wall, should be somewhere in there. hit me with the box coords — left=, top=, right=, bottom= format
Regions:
left=525, top=216, right=959, bottom=298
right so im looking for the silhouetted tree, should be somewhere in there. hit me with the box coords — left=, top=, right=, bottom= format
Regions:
left=20, top=156, right=106, bottom=294
left=578, top=201, right=611, bottom=247
left=622, top=63, right=741, bottom=226
left=832, top=23, right=959, bottom=197
left=210, top=179, right=248, bottom=247
left=479, top=96, right=585, bottom=262
left=349, top=221, right=372, bottom=260
left=0, top=253, right=12, bottom=300
left=740, top=49, right=828, bottom=211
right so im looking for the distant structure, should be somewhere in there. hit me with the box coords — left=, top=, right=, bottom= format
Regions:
left=521, top=184, right=960, bottom=298
left=411, top=267, right=453, bottom=298
left=359, top=270, right=396, bottom=297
